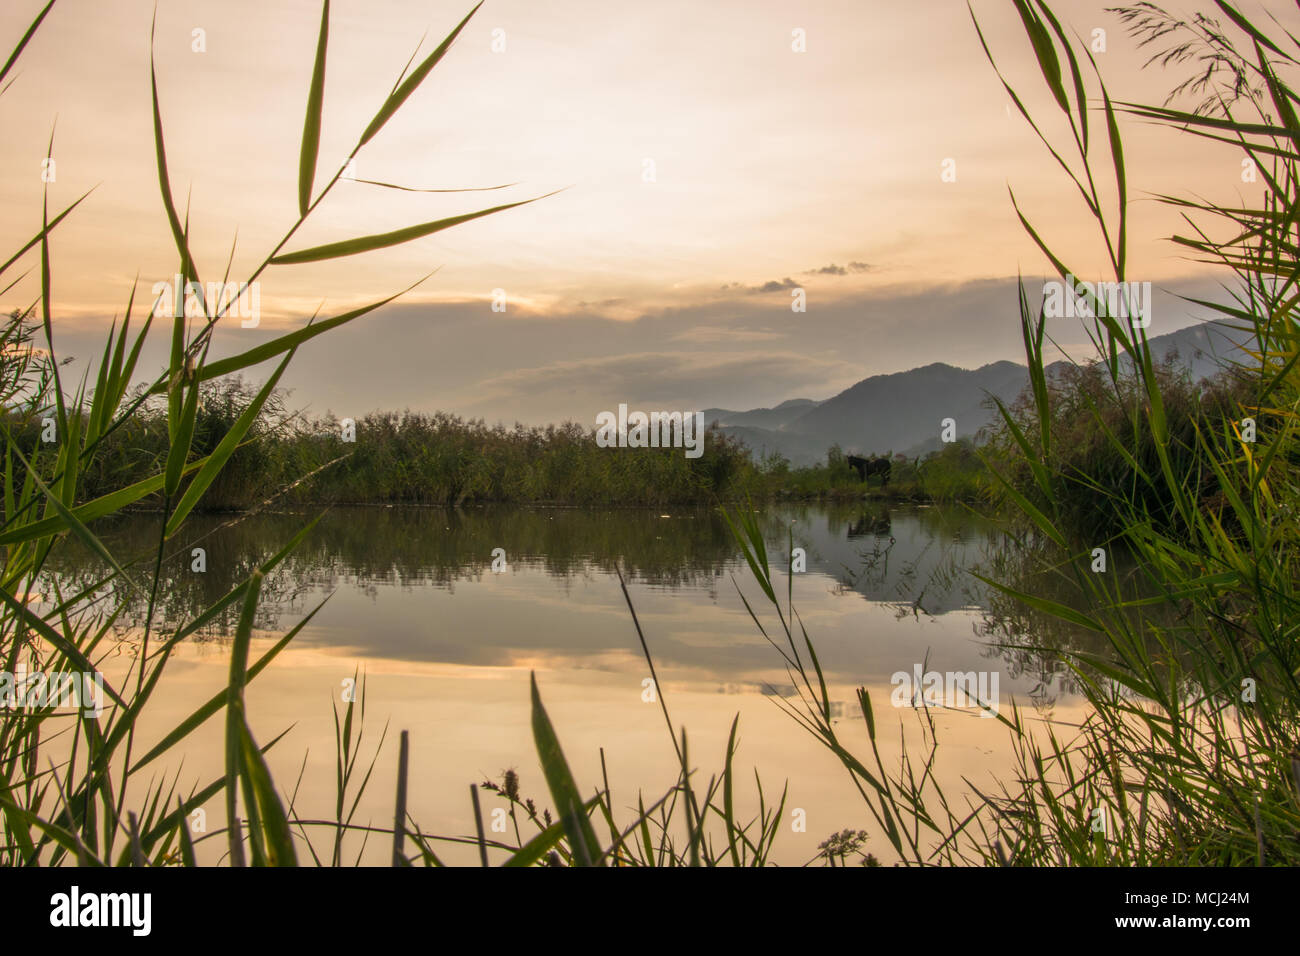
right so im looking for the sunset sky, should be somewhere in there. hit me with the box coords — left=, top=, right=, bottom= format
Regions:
left=0, top=0, right=1288, bottom=424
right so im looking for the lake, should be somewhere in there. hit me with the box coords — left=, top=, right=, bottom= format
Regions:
left=48, top=502, right=1091, bottom=865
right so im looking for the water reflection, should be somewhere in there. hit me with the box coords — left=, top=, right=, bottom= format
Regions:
left=56, top=503, right=994, bottom=610
left=43, top=502, right=1116, bottom=864
left=42, top=502, right=1090, bottom=702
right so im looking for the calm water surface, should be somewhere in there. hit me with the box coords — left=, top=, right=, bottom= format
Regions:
left=53, top=503, right=1090, bottom=864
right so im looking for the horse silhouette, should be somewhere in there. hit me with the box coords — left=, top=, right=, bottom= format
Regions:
left=847, top=454, right=891, bottom=487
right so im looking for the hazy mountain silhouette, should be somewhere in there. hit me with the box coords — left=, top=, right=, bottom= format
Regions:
left=700, top=398, right=822, bottom=431
left=708, top=321, right=1250, bottom=465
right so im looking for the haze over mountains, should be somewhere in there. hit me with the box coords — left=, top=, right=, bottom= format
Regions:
left=705, top=321, right=1249, bottom=465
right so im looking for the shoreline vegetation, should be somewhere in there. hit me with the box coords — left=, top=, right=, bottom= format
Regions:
left=1, top=0, right=1296, bottom=870
left=8, top=349, right=1250, bottom=522
left=9, top=383, right=997, bottom=510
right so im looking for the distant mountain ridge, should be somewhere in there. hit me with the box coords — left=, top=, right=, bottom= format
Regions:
left=700, top=398, right=821, bottom=431
left=709, top=321, right=1249, bottom=466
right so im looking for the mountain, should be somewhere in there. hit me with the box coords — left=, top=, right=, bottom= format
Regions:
left=1142, top=319, right=1246, bottom=381
left=700, top=398, right=821, bottom=431
left=707, top=321, right=1251, bottom=466
left=796, top=359, right=1027, bottom=456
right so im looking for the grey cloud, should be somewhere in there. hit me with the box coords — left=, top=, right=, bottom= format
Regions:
left=754, top=278, right=799, bottom=293
left=718, top=277, right=799, bottom=294
left=724, top=261, right=871, bottom=290
left=49, top=274, right=1228, bottom=430
left=807, top=261, right=872, bottom=276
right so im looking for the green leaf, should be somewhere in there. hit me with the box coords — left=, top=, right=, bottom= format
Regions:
left=348, top=177, right=518, bottom=194
left=130, top=594, right=330, bottom=773
left=857, top=687, right=876, bottom=740
left=1035, top=0, right=1088, bottom=150
left=165, top=350, right=294, bottom=535
left=0, top=587, right=125, bottom=710
left=0, top=0, right=55, bottom=89
left=0, top=189, right=94, bottom=279
left=86, top=319, right=116, bottom=446
left=237, top=718, right=299, bottom=866
left=150, top=15, right=201, bottom=287
left=501, top=795, right=600, bottom=867
left=1012, top=0, right=1069, bottom=114
left=225, top=570, right=263, bottom=865
left=973, top=572, right=1105, bottom=632
left=1101, top=83, right=1128, bottom=277
left=4, top=437, right=140, bottom=593
left=1215, top=1, right=1289, bottom=58
left=722, top=714, right=742, bottom=867
left=166, top=279, right=426, bottom=389
left=40, top=129, right=65, bottom=435
left=0, top=457, right=201, bottom=546
left=358, top=1, right=483, bottom=147
left=298, top=0, right=330, bottom=217
left=177, top=799, right=198, bottom=867
left=529, top=672, right=604, bottom=866
left=721, top=507, right=776, bottom=604
left=269, top=192, right=556, bottom=265
left=164, top=354, right=203, bottom=498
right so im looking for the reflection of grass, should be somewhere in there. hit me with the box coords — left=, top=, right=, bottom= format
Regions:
left=44, top=506, right=751, bottom=635
left=974, top=536, right=1181, bottom=700
left=46, top=501, right=999, bottom=640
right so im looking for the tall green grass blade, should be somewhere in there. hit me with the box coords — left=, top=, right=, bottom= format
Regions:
left=165, top=351, right=294, bottom=535
left=0, top=190, right=93, bottom=280
left=0, top=0, right=55, bottom=89
left=528, top=671, right=603, bottom=866
left=224, top=570, right=263, bottom=865
left=236, top=718, right=298, bottom=866
left=357, top=1, right=482, bottom=147
left=1012, top=0, right=1070, bottom=114
left=391, top=729, right=408, bottom=866
left=172, top=278, right=430, bottom=388
left=131, top=594, right=330, bottom=773
left=298, top=0, right=329, bottom=217
left=501, top=800, right=597, bottom=867
left=150, top=15, right=201, bottom=287
left=269, top=193, right=556, bottom=265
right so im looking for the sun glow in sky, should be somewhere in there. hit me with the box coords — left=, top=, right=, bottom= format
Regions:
left=0, top=0, right=1291, bottom=423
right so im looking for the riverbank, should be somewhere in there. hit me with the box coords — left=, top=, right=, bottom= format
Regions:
left=39, top=396, right=993, bottom=511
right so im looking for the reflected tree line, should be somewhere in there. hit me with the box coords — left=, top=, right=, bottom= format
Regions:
left=38, top=503, right=1179, bottom=698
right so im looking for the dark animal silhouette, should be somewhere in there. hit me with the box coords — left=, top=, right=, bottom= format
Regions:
left=847, top=508, right=892, bottom=539
left=847, top=454, right=891, bottom=486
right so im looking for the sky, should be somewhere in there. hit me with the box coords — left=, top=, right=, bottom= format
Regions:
left=0, top=0, right=1292, bottom=425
